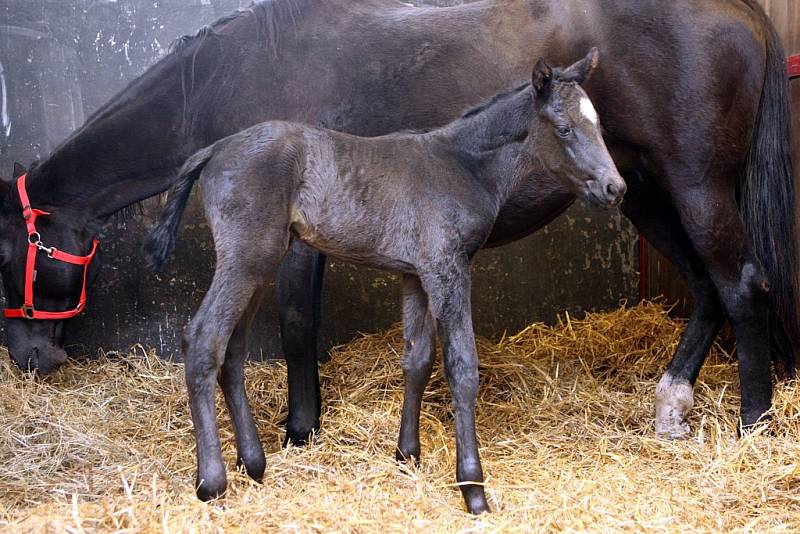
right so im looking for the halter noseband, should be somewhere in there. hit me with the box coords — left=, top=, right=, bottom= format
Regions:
left=3, top=174, right=99, bottom=320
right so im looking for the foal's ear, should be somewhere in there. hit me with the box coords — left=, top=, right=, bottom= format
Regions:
left=13, top=162, right=27, bottom=179
left=531, top=58, right=553, bottom=101
left=561, top=47, right=600, bottom=84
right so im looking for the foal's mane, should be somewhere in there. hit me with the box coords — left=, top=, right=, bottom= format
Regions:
left=447, top=67, right=582, bottom=153
left=458, top=82, right=531, bottom=120
left=457, top=66, right=580, bottom=121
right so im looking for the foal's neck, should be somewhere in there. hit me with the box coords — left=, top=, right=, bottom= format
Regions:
left=447, top=84, right=532, bottom=153
left=444, top=84, right=535, bottom=206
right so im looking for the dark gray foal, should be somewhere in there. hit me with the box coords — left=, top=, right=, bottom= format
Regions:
left=144, top=49, right=625, bottom=514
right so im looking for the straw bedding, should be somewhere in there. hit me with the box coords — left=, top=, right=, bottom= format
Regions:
left=1, top=301, right=799, bottom=532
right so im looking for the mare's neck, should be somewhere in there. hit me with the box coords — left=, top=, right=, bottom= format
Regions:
left=22, top=49, right=209, bottom=221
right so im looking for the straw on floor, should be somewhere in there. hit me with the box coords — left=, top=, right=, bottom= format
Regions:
left=1, top=301, right=799, bottom=532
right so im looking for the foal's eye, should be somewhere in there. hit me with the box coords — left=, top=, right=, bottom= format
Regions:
left=557, top=126, right=572, bottom=138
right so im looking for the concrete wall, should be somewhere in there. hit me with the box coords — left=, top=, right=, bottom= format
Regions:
left=0, top=0, right=638, bottom=359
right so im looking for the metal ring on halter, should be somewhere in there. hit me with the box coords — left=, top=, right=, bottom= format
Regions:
left=28, top=232, right=41, bottom=245
left=21, top=306, right=35, bottom=320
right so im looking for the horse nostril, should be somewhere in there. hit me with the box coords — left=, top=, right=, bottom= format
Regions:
left=606, top=183, right=618, bottom=197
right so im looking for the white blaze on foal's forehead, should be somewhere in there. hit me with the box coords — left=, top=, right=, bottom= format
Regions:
left=579, top=97, right=598, bottom=125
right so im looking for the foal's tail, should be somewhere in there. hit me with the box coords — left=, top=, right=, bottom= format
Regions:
left=739, top=2, right=799, bottom=375
left=143, top=145, right=215, bottom=270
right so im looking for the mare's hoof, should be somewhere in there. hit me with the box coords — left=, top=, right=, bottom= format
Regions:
left=196, top=475, right=227, bottom=502
left=654, top=374, right=693, bottom=440
left=462, top=485, right=490, bottom=515
left=395, top=447, right=421, bottom=466
left=655, top=419, right=691, bottom=440
left=739, top=412, right=772, bottom=437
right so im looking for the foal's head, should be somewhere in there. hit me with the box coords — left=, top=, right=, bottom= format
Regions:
left=527, top=48, right=626, bottom=209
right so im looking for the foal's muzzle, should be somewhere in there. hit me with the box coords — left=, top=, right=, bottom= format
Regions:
left=587, top=175, right=627, bottom=209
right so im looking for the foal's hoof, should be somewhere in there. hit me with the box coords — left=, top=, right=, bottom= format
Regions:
left=462, top=485, right=491, bottom=515
left=395, top=446, right=421, bottom=467
left=196, top=476, right=227, bottom=502
left=237, top=452, right=266, bottom=482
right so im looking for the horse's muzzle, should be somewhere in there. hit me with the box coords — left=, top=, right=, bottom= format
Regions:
left=587, top=175, right=627, bottom=209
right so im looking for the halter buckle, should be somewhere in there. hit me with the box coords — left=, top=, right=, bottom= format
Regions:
left=34, top=241, right=55, bottom=257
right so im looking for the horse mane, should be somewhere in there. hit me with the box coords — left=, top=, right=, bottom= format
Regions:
left=447, top=66, right=581, bottom=154
left=169, top=0, right=311, bottom=56
left=33, top=1, right=317, bottom=224
left=81, top=0, right=315, bottom=135
left=168, top=0, right=315, bottom=135
left=457, top=65, right=580, bottom=121
left=459, top=82, right=531, bottom=120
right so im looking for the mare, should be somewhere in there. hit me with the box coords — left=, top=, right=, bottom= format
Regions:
left=0, top=0, right=794, bottom=443
left=143, top=51, right=625, bottom=514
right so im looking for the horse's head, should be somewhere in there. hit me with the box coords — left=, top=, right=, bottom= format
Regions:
left=527, top=48, right=626, bottom=209
left=0, top=163, right=100, bottom=375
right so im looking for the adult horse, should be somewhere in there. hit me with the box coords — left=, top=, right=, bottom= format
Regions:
left=1, top=0, right=795, bottom=442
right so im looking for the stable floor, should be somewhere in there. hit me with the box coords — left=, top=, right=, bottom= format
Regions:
left=1, top=302, right=799, bottom=532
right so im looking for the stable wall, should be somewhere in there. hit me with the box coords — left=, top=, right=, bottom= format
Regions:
left=0, top=0, right=638, bottom=359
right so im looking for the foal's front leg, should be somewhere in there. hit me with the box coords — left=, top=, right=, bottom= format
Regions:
left=421, top=261, right=489, bottom=515
left=396, top=274, right=436, bottom=464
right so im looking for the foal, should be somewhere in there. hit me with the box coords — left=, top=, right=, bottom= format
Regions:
left=144, top=49, right=625, bottom=514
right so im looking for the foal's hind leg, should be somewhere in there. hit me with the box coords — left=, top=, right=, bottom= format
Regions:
left=219, top=288, right=268, bottom=481
left=622, top=174, right=725, bottom=438
left=185, top=231, right=288, bottom=501
left=396, top=274, right=436, bottom=464
left=421, top=259, right=489, bottom=515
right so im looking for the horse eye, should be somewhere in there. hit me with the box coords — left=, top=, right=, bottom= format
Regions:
left=557, top=126, right=572, bottom=138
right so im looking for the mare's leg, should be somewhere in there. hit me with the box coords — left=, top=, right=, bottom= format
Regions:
left=421, top=259, right=489, bottom=515
left=621, top=174, right=724, bottom=438
left=396, top=274, right=436, bottom=464
left=275, top=240, right=326, bottom=446
left=668, top=180, right=772, bottom=428
left=218, top=287, right=268, bottom=481
left=186, top=230, right=288, bottom=501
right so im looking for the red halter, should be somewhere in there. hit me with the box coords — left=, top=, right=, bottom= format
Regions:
left=3, top=174, right=99, bottom=320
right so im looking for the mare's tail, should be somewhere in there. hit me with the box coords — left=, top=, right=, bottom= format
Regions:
left=143, top=145, right=215, bottom=270
left=739, top=0, right=798, bottom=375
